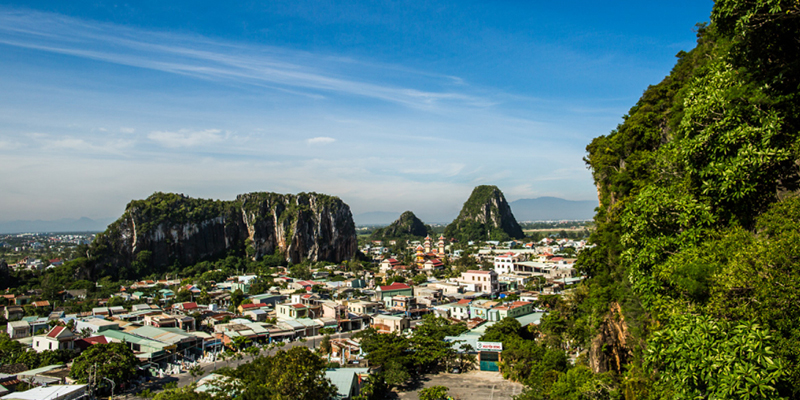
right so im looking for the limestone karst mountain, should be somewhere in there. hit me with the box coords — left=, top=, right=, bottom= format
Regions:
left=86, top=191, right=357, bottom=279
left=444, top=185, right=524, bottom=242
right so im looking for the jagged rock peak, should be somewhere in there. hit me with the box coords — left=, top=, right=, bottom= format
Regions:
left=86, top=191, right=357, bottom=280
left=444, top=185, right=525, bottom=241
left=372, top=211, right=429, bottom=239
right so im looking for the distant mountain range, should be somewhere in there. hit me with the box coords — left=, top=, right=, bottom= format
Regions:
left=0, top=217, right=114, bottom=234
left=353, top=211, right=401, bottom=226
left=353, top=196, right=598, bottom=227
left=510, top=197, right=598, bottom=221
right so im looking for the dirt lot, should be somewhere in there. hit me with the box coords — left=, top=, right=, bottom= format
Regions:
left=394, top=370, right=525, bottom=400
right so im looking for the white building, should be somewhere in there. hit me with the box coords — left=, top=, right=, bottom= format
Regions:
left=33, top=326, right=75, bottom=353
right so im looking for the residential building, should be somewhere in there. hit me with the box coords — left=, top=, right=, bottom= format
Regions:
left=457, top=270, right=500, bottom=295
left=374, top=282, right=413, bottom=301
left=276, top=303, right=309, bottom=319
left=494, top=301, right=534, bottom=319
left=343, top=300, right=379, bottom=315
left=371, top=314, right=409, bottom=334
left=7, top=321, right=30, bottom=339
left=0, top=384, right=87, bottom=400
left=4, top=306, right=23, bottom=321
left=33, top=326, right=75, bottom=353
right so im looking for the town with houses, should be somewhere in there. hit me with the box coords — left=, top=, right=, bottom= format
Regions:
left=0, top=231, right=588, bottom=399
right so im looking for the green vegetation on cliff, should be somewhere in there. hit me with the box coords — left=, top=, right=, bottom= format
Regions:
left=127, top=192, right=238, bottom=235
left=444, top=185, right=524, bottom=242
left=371, top=211, right=430, bottom=239
left=87, top=191, right=357, bottom=281
left=541, top=1, right=800, bottom=398
left=482, top=1, right=800, bottom=399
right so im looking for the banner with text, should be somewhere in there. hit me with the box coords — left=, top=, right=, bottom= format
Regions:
left=476, top=341, right=503, bottom=352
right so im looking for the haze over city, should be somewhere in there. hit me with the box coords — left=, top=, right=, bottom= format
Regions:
left=0, top=1, right=713, bottom=223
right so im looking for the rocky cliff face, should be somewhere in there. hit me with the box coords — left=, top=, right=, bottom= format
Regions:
left=371, top=211, right=429, bottom=239
left=444, top=185, right=525, bottom=241
left=588, top=302, right=633, bottom=374
left=88, top=192, right=357, bottom=279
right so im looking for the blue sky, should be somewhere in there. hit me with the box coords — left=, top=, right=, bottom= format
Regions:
left=0, top=1, right=713, bottom=223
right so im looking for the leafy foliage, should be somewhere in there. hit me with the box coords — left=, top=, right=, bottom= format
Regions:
left=562, top=1, right=800, bottom=398
left=220, top=346, right=335, bottom=400
left=70, top=342, right=138, bottom=395
left=444, top=185, right=524, bottom=241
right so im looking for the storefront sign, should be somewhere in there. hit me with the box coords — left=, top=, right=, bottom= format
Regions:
left=476, top=341, right=503, bottom=352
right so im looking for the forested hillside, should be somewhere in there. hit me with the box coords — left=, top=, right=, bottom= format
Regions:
left=511, top=0, right=800, bottom=398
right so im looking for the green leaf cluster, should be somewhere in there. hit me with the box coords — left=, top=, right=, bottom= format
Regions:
left=567, top=0, right=800, bottom=398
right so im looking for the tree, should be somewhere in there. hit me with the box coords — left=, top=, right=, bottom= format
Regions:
left=231, top=289, right=244, bottom=309
left=419, top=385, right=450, bottom=400
left=410, top=315, right=468, bottom=373
left=153, top=384, right=215, bottom=400
left=645, top=315, right=785, bottom=399
left=222, top=346, right=336, bottom=400
left=354, top=328, right=414, bottom=389
left=70, top=342, right=137, bottom=395
left=319, top=334, right=332, bottom=355
left=188, top=364, right=205, bottom=383
left=198, top=289, right=211, bottom=305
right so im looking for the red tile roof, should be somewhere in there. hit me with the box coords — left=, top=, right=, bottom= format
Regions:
left=378, top=282, right=411, bottom=291
left=181, top=302, right=198, bottom=310
left=83, top=336, right=109, bottom=345
left=240, top=303, right=259, bottom=309
left=46, top=326, right=65, bottom=338
left=457, top=299, right=471, bottom=305
left=291, top=304, right=307, bottom=309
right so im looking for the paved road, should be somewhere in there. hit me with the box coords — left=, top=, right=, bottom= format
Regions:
left=395, top=370, right=525, bottom=400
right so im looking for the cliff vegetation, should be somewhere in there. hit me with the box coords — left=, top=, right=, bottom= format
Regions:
left=86, top=191, right=357, bottom=280
left=499, top=0, right=800, bottom=398
left=371, top=211, right=430, bottom=240
left=444, top=185, right=525, bottom=242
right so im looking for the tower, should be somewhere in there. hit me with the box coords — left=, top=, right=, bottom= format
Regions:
left=415, top=245, right=425, bottom=267
left=424, top=235, right=432, bottom=254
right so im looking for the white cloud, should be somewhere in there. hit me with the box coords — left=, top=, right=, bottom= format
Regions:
left=119, top=127, right=135, bottom=134
left=305, top=136, right=336, bottom=145
left=148, top=129, right=224, bottom=148
left=43, top=136, right=133, bottom=155
left=0, top=140, right=22, bottom=151
left=0, top=9, right=487, bottom=110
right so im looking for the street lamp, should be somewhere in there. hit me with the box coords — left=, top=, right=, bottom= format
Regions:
left=102, top=377, right=115, bottom=399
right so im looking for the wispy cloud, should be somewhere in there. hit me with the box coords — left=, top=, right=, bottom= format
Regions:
left=0, top=8, right=488, bottom=110
left=306, top=136, right=336, bottom=145
left=148, top=129, right=225, bottom=148
left=44, top=136, right=133, bottom=155
left=0, top=140, right=23, bottom=151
